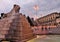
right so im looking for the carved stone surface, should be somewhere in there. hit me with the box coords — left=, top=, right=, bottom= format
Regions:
left=0, top=4, right=35, bottom=42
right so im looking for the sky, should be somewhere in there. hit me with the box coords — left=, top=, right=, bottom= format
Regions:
left=0, top=0, right=60, bottom=19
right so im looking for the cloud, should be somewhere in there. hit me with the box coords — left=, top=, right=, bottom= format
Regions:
left=0, top=0, right=15, bottom=13
left=20, top=0, right=35, bottom=5
left=0, top=0, right=35, bottom=13
left=21, top=0, right=60, bottom=19
left=0, top=0, right=60, bottom=19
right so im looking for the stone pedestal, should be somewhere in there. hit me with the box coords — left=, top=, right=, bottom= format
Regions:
left=0, top=4, right=36, bottom=42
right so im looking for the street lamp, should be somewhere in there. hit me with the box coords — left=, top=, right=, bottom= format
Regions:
left=33, top=5, right=39, bottom=19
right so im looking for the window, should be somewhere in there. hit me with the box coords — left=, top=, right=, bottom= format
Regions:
left=45, top=28, right=47, bottom=30
left=49, top=27, right=50, bottom=30
left=41, top=27, right=44, bottom=31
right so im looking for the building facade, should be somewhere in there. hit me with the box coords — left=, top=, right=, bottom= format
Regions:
left=32, top=12, right=60, bottom=35
left=36, top=12, right=60, bottom=27
left=56, top=16, right=60, bottom=25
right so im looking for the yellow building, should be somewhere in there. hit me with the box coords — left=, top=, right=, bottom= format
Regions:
left=56, top=16, right=60, bottom=25
left=36, top=12, right=60, bottom=26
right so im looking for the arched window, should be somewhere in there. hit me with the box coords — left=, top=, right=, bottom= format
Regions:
left=49, top=27, right=50, bottom=30
left=45, top=28, right=47, bottom=30
left=41, top=27, right=44, bottom=31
